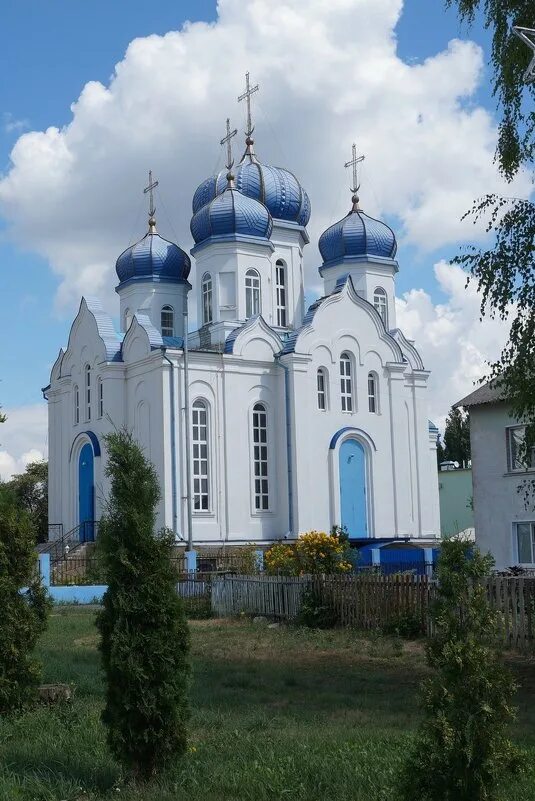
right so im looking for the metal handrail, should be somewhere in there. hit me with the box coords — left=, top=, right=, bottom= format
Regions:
left=42, top=520, right=98, bottom=561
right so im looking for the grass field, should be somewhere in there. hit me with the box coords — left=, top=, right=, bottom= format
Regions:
left=2, top=608, right=535, bottom=800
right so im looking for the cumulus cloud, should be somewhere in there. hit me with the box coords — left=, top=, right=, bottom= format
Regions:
left=396, top=262, right=511, bottom=429
left=0, top=0, right=531, bottom=312
left=0, top=405, right=47, bottom=481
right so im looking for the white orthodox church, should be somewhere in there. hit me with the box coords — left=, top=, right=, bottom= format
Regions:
left=45, top=78, right=440, bottom=549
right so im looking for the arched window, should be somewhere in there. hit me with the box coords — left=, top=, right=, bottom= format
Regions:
left=317, top=368, right=327, bottom=411
left=85, top=364, right=91, bottom=421
left=202, top=273, right=213, bottom=325
left=252, top=402, right=269, bottom=511
left=73, top=385, right=80, bottom=425
left=97, top=377, right=104, bottom=418
left=340, top=353, right=353, bottom=412
left=192, top=399, right=210, bottom=511
left=368, top=372, right=378, bottom=413
left=161, top=305, right=174, bottom=337
left=373, top=287, right=388, bottom=327
left=245, top=269, right=261, bottom=318
left=275, top=259, right=287, bottom=327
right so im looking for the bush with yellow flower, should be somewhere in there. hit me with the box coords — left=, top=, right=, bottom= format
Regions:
left=265, top=530, right=353, bottom=575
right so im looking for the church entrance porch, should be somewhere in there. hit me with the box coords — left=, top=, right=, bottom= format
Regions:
left=78, top=442, right=95, bottom=542
left=339, top=438, right=368, bottom=539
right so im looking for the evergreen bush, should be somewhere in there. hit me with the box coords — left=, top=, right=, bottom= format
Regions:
left=400, top=539, right=522, bottom=801
left=96, top=430, right=190, bottom=780
left=0, top=495, right=50, bottom=714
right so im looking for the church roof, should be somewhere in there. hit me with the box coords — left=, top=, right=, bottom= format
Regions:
left=115, top=227, right=191, bottom=287
left=319, top=202, right=397, bottom=268
left=190, top=185, right=273, bottom=247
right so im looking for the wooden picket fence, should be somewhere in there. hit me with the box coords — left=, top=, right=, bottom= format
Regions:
left=211, top=574, right=535, bottom=650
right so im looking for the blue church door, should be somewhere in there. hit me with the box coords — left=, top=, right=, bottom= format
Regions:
left=78, top=443, right=95, bottom=542
left=339, top=439, right=368, bottom=539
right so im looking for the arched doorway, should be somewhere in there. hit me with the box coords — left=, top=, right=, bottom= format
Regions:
left=339, top=439, right=367, bottom=538
left=78, top=442, right=95, bottom=542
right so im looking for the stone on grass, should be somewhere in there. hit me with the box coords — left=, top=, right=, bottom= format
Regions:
left=38, top=684, right=73, bottom=704
left=253, top=616, right=268, bottom=625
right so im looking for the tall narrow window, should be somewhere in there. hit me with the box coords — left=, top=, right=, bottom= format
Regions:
left=97, top=378, right=104, bottom=418
left=507, top=426, right=535, bottom=472
left=74, top=385, right=80, bottom=425
left=161, top=305, right=174, bottom=337
left=340, top=354, right=353, bottom=412
left=517, top=522, right=535, bottom=564
left=373, top=287, right=388, bottom=327
left=85, top=364, right=91, bottom=421
left=275, top=259, right=287, bottom=327
left=192, top=399, right=210, bottom=511
left=202, top=273, right=213, bottom=325
left=252, top=402, right=269, bottom=511
left=368, top=372, right=378, bottom=413
left=317, top=368, right=327, bottom=410
left=245, top=269, right=261, bottom=318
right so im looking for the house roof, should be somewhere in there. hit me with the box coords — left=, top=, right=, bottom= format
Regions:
left=454, top=381, right=506, bottom=409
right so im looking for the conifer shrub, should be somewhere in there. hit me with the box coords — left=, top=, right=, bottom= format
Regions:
left=0, top=495, right=50, bottom=714
left=399, top=539, right=522, bottom=801
left=96, top=430, right=190, bottom=780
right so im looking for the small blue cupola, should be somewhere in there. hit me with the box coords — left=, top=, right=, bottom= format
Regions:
left=318, top=197, right=397, bottom=269
left=115, top=221, right=191, bottom=288
left=190, top=180, right=273, bottom=250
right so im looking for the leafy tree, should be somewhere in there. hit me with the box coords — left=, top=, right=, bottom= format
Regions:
left=443, top=407, right=471, bottom=465
left=0, top=494, right=51, bottom=714
left=400, top=539, right=521, bottom=800
left=1, top=461, right=48, bottom=543
left=96, top=430, right=190, bottom=780
left=445, top=0, right=535, bottom=453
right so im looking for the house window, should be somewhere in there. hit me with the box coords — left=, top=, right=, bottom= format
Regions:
left=97, top=378, right=103, bottom=418
left=202, top=273, right=213, bottom=325
left=275, top=260, right=287, bottom=327
left=252, top=402, right=269, bottom=511
left=317, top=368, right=327, bottom=411
left=517, top=522, right=535, bottom=564
left=373, top=287, right=388, bottom=327
left=507, top=426, right=535, bottom=472
left=245, top=269, right=261, bottom=318
left=340, top=353, right=353, bottom=412
left=85, top=364, right=91, bottom=421
left=368, top=372, right=378, bottom=413
left=161, top=305, right=174, bottom=337
left=192, top=399, right=210, bottom=512
left=74, top=385, right=80, bottom=425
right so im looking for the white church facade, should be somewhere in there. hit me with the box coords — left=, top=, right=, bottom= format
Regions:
left=44, top=83, right=440, bottom=549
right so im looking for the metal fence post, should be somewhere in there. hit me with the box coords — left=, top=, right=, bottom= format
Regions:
left=255, top=549, right=264, bottom=572
left=424, top=547, right=434, bottom=578
left=38, top=553, right=51, bottom=588
left=371, top=548, right=381, bottom=567
left=185, top=550, right=197, bottom=573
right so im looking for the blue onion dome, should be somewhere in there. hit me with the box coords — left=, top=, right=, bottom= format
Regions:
left=190, top=181, right=273, bottom=245
left=192, top=138, right=311, bottom=227
left=116, top=220, right=191, bottom=285
left=319, top=196, right=397, bottom=266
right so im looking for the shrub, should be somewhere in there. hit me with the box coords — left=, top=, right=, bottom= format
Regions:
left=0, top=496, right=50, bottom=714
left=96, top=430, right=190, bottom=780
left=265, top=531, right=352, bottom=576
left=399, top=539, right=522, bottom=801
left=296, top=586, right=339, bottom=629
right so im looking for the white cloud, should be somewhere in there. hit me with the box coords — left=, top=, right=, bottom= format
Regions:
left=396, top=261, right=512, bottom=429
left=2, top=112, right=29, bottom=134
left=0, top=0, right=531, bottom=312
left=0, top=405, right=47, bottom=481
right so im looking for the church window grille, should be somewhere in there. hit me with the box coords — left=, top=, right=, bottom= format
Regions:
left=85, top=365, right=91, bottom=421
left=317, top=368, right=327, bottom=410
left=74, top=385, right=80, bottom=425
left=245, top=269, right=261, bottom=319
left=340, top=354, right=353, bottom=412
left=161, top=305, right=174, bottom=337
left=252, top=403, right=269, bottom=511
left=192, top=399, right=210, bottom=512
left=373, top=287, right=388, bottom=327
left=368, top=373, right=378, bottom=413
left=97, top=378, right=104, bottom=418
left=275, top=260, right=287, bottom=327
left=202, top=273, right=213, bottom=325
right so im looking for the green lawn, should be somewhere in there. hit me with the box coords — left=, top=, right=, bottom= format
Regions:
left=2, top=608, right=535, bottom=800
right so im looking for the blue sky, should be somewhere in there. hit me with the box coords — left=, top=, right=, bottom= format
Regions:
left=0, top=0, right=496, bottom=429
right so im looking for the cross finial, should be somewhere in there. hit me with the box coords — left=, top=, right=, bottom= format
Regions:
left=344, top=143, right=365, bottom=209
left=513, top=26, right=535, bottom=83
left=238, top=71, right=259, bottom=140
left=144, top=170, right=159, bottom=231
left=220, top=118, right=238, bottom=177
